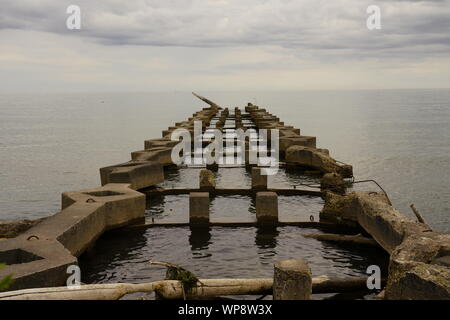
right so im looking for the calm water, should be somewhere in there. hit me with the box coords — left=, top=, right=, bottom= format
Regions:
left=79, top=225, right=388, bottom=299
left=1, top=90, right=448, bottom=231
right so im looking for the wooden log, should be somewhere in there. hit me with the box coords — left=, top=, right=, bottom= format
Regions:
left=0, top=276, right=381, bottom=300
left=192, top=92, right=221, bottom=109
left=156, top=279, right=273, bottom=299
left=0, top=282, right=161, bottom=300
left=312, top=275, right=386, bottom=294
left=303, top=233, right=378, bottom=246
left=410, top=204, right=432, bottom=230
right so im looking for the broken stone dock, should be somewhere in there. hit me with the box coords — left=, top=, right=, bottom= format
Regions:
left=0, top=93, right=449, bottom=299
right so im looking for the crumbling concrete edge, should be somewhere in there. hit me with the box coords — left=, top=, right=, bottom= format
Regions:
left=320, top=190, right=450, bottom=299
left=0, top=183, right=145, bottom=290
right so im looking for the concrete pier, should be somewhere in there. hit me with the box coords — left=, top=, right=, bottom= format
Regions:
left=189, top=192, right=210, bottom=225
left=273, top=259, right=312, bottom=300
left=199, top=169, right=215, bottom=191
left=0, top=184, right=145, bottom=290
left=1, top=98, right=448, bottom=300
left=99, top=161, right=164, bottom=190
left=251, top=167, right=267, bottom=190
left=256, top=192, right=278, bottom=225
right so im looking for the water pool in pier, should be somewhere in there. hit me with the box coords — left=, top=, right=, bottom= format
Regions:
left=79, top=226, right=388, bottom=299
left=79, top=167, right=389, bottom=300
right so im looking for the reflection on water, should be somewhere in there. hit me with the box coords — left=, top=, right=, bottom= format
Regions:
left=189, top=227, right=212, bottom=259
left=80, top=225, right=389, bottom=300
left=146, top=192, right=324, bottom=223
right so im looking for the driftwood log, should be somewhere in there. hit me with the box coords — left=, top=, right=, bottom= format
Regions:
left=0, top=276, right=381, bottom=300
left=303, top=233, right=378, bottom=246
left=192, top=92, right=221, bottom=109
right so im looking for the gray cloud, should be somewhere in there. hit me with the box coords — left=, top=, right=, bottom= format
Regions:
left=1, top=0, right=449, bottom=92
left=1, top=0, right=449, bottom=60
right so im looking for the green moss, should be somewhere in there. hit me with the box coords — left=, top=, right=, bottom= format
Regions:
left=0, top=263, right=13, bottom=291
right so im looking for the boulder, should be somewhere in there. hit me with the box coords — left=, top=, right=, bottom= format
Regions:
left=320, top=173, right=346, bottom=194
left=285, top=146, right=352, bottom=177
left=199, top=169, right=216, bottom=190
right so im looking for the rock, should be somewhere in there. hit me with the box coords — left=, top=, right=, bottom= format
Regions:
left=320, top=173, right=346, bottom=194
left=354, top=191, right=429, bottom=253
left=285, top=146, right=353, bottom=178
left=386, top=233, right=450, bottom=299
left=279, top=136, right=316, bottom=154
left=199, top=169, right=215, bottom=190
left=319, top=192, right=360, bottom=228
left=0, top=218, right=46, bottom=238
left=273, top=259, right=312, bottom=300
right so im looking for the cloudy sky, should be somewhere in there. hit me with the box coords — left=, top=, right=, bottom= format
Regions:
left=1, top=0, right=449, bottom=92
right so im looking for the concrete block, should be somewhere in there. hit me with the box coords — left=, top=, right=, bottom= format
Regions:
left=189, top=192, right=210, bottom=225
left=0, top=183, right=145, bottom=291
left=251, top=167, right=267, bottom=190
left=131, top=147, right=173, bottom=166
left=285, top=146, right=353, bottom=178
left=279, top=136, right=316, bottom=153
left=144, top=139, right=178, bottom=149
left=199, top=169, right=215, bottom=191
left=273, top=259, right=312, bottom=300
left=256, top=192, right=278, bottom=224
left=100, top=161, right=164, bottom=190
left=320, top=173, right=346, bottom=194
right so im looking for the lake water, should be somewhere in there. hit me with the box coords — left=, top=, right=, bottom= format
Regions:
left=1, top=90, right=448, bottom=232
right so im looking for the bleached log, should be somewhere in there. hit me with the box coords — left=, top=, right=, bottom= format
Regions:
left=156, top=279, right=272, bottom=299
left=192, top=92, right=221, bottom=109
left=303, top=233, right=378, bottom=246
left=0, top=276, right=379, bottom=300
left=0, top=282, right=162, bottom=300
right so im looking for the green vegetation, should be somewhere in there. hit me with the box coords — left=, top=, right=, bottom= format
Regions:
left=0, top=263, right=13, bottom=291
left=149, top=261, right=202, bottom=298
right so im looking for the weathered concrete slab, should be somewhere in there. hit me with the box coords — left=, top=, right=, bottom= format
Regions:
left=279, top=136, right=317, bottom=153
left=0, top=184, right=145, bottom=290
left=256, top=192, right=278, bottom=225
left=320, top=192, right=360, bottom=229
left=189, top=192, right=210, bottom=225
left=144, top=139, right=179, bottom=150
left=199, top=169, right=215, bottom=191
left=353, top=192, right=429, bottom=253
left=338, top=191, right=450, bottom=299
left=131, top=147, right=173, bottom=166
left=100, top=161, right=164, bottom=190
left=386, top=233, right=450, bottom=299
left=273, top=259, right=312, bottom=300
left=0, top=218, right=46, bottom=239
left=320, top=173, right=346, bottom=194
left=285, top=146, right=353, bottom=178
left=251, top=167, right=267, bottom=190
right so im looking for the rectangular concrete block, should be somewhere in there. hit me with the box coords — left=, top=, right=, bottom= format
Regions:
left=131, top=147, right=173, bottom=166
left=100, top=161, right=164, bottom=190
left=144, top=139, right=178, bottom=149
left=279, top=136, right=316, bottom=153
left=256, top=191, right=278, bottom=224
left=189, top=192, right=210, bottom=225
left=251, top=167, right=267, bottom=190
left=273, top=259, right=312, bottom=300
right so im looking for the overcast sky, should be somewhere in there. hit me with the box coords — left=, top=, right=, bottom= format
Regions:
left=1, top=0, right=449, bottom=92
